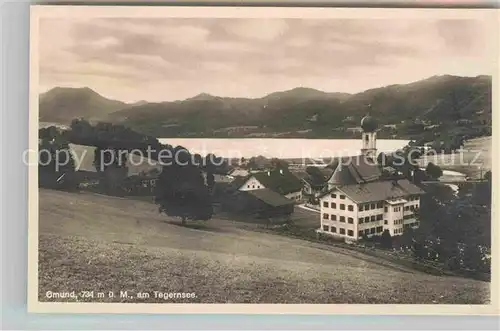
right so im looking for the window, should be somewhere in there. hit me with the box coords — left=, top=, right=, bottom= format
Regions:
left=252, top=185, right=255, bottom=188
left=323, top=225, right=329, bottom=231
left=331, top=194, right=337, bottom=198
left=404, top=206, right=409, bottom=211
left=384, top=220, right=388, bottom=225
left=376, top=214, right=383, bottom=221
left=376, top=226, right=383, bottom=233
left=358, top=231, right=364, bottom=237
left=384, top=207, right=388, bottom=212
left=348, top=217, right=354, bottom=224
left=393, top=207, right=398, bottom=212
left=371, top=203, right=376, bottom=209
left=370, top=216, right=375, bottom=222
left=247, top=185, right=250, bottom=188
left=348, top=230, right=354, bottom=237
left=340, top=195, right=346, bottom=200
left=340, top=216, right=346, bottom=222
left=332, top=226, right=337, bottom=233
left=410, top=206, right=415, bottom=211
left=348, top=205, right=354, bottom=211
left=370, top=228, right=376, bottom=234
left=377, top=202, right=383, bottom=208
left=359, top=218, right=364, bottom=224
left=393, top=219, right=397, bottom=225
left=359, top=205, right=364, bottom=211
left=331, top=202, right=336, bottom=208
left=323, top=202, right=328, bottom=208
left=323, top=213, right=329, bottom=220
left=339, top=228, right=346, bottom=235
left=364, top=229, right=370, bottom=235
left=331, top=215, right=337, bottom=221
left=340, top=204, right=345, bottom=210
left=365, top=217, right=370, bottom=222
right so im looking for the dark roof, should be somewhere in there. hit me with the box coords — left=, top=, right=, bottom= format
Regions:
left=245, top=188, right=295, bottom=207
left=322, top=179, right=425, bottom=203
left=250, top=169, right=304, bottom=195
left=327, top=155, right=381, bottom=186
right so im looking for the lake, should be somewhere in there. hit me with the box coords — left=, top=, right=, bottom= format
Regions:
left=158, top=138, right=410, bottom=159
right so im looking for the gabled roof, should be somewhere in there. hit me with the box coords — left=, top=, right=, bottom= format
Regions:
left=320, top=179, right=425, bottom=203
left=245, top=188, right=295, bottom=207
left=292, top=170, right=325, bottom=188
left=327, top=155, right=381, bottom=186
left=238, top=169, right=303, bottom=195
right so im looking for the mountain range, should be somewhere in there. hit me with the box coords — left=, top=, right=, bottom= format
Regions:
left=39, top=75, right=492, bottom=139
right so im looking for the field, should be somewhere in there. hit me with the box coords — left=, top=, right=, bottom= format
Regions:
left=38, top=189, right=490, bottom=304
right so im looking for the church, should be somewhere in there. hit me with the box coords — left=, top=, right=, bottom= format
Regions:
left=318, top=115, right=425, bottom=241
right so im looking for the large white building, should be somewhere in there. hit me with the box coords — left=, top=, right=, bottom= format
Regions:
left=318, top=115, right=425, bottom=241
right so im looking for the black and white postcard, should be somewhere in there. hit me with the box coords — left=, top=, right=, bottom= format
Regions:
left=28, top=5, right=499, bottom=314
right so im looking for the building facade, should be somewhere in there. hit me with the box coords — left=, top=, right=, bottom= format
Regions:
left=319, top=114, right=425, bottom=241
left=319, top=182, right=423, bottom=240
left=237, top=169, right=303, bottom=202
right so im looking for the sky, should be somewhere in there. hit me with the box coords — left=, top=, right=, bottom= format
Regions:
left=38, top=16, right=497, bottom=103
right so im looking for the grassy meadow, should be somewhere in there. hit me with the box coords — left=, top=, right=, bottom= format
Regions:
left=38, top=189, right=490, bottom=304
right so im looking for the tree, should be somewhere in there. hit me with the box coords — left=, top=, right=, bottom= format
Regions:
left=154, top=147, right=213, bottom=224
left=38, top=126, right=78, bottom=190
left=271, top=158, right=289, bottom=170
left=425, top=162, right=443, bottom=180
left=380, top=230, right=393, bottom=249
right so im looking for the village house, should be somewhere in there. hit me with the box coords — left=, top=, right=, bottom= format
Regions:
left=222, top=188, right=295, bottom=222
left=318, top=115, right=426, bottom=241
left=234, top=168, right=304, bottom=201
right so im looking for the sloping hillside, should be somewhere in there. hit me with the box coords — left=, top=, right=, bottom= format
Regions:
left=38, top=189, right=489, bottom=304
left=39, top=87, right=129, bottom=124
left=39, top=75, right=492, bottom=138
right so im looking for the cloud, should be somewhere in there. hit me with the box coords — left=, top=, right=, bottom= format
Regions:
left=38, top=17, right=496, bottom=102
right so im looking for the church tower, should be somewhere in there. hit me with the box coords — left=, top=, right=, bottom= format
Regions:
left=360, top=114, right=378, bottom=158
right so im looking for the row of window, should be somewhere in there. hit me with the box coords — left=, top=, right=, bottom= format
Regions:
left=358, top=214, right=384, bottom=224
left=246, top=184, right=262, bottom=189
left=404, top=205, right=418, bottom=212
left=322, top=202, right=354, bottom=211
left=330, top=193, right=346, bottom=200
left=360, top=226, right=384, bottom=236
left=394, top=228, right=404, bottom=235
left=322, top=225, right=386, bottom=237
left=323, top=214, right=354, bottom=224
left=408, top=196, right=420, bottom=202
left=359, top=201, right=384, bottom=211
left=322, top=225, right=353, bottom=236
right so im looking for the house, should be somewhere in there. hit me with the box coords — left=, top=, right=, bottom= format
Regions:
left=69, top=143, right=161, bottom=192
left=318, top=114, right=426, bottom=241
left=235, top=168, right=303, bottom=201
left=293, top=169, right=327, bottom=198
left=227, top=168, right=250, bottom=178
left=222, top=188, right=295, bottom=221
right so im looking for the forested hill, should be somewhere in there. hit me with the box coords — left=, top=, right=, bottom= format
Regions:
left=40, top=75, right=492, bottom=139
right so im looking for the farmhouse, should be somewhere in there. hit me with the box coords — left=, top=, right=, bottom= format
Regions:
left=235, top=168, right=303, bottom=201
left=222, top=188, right=295, bottom=221
left=318, top=115, right=425, bottom=241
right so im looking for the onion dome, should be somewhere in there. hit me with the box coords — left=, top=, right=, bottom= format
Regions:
left=361, top=115, right=378, bottom=132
